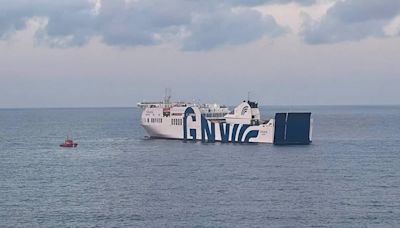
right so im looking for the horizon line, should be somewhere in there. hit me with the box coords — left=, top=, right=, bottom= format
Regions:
left=1, top=104, right=400, bottom=109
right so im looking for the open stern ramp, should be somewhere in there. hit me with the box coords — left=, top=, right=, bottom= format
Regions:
left=273, top=113, right=312, bottom=145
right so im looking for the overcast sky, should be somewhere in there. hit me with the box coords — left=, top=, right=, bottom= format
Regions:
left=1, top=0, right=400, bottom=107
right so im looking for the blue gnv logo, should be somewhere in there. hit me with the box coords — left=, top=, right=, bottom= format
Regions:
left=183, top=107, right=259, bottom=143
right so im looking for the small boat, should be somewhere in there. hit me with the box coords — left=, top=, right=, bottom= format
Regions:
left=60, top=137, right=78, bottom=148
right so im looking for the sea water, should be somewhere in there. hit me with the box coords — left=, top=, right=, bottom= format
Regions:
left=0, top=106, right=399, bottom=227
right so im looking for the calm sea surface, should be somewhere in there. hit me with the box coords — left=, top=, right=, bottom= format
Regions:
left=0, top=106, right=399, bottom=227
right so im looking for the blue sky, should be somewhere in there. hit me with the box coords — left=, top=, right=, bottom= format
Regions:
left=1, top=0, right=400, bottom=107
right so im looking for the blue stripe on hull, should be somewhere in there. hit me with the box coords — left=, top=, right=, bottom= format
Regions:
left=183, top=106, right=259, bottom=143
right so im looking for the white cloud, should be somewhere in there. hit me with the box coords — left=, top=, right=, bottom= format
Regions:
left=89, top=0, right=102, bottom=15
left=0, top=0, right=291, bottom=51
left=384, top=15, right=400, bottom=36
left=301, top=0, right=400, bottom=44
left=254, top=0, right=334, bottom=33
left=1, top=0, right=400, bottom=49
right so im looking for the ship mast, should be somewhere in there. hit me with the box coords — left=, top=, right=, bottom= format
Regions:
left=164, top=88, right=172, bottom=107
left=247, top=91, right=251, bottom=101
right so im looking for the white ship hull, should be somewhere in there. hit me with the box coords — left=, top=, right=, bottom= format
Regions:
left=141, top=102, right=312, bottom=145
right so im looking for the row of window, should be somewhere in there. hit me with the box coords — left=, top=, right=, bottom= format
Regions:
left=152, top=118, right=162, bottom=123
left=143, top=118, right=183, bottom=125
left=171, top=118, right=182, bottom=126
left=143, top=118, right=163, bottom=123
left=144, top=114, right=226, bottom=125
left=201, top=113, right=227, bottom=118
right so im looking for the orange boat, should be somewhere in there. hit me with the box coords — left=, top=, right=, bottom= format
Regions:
left=60, top=137, right=78, bottom=148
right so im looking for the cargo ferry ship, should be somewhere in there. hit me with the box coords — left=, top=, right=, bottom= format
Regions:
left=138, top=96, right=312, bottom=145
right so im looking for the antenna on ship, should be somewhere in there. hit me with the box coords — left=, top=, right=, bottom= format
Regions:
left=164, top=88, right=171, bottom=106
left=247, top=91, right=251, bottom=102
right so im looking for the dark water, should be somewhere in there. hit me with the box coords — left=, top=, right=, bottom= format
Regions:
left=1, top=106, right=399, bottom=227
